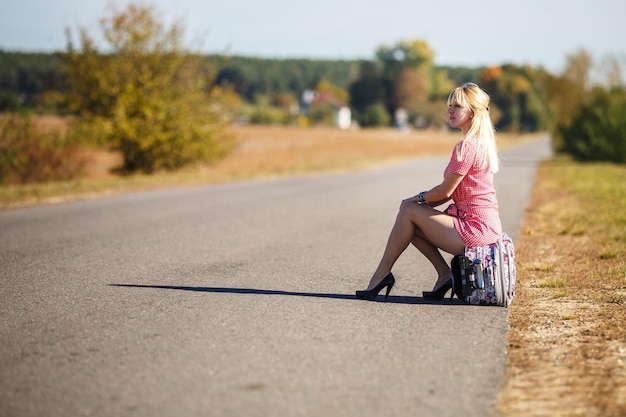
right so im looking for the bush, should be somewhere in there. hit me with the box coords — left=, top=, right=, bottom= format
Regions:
left=0, top=114, right=88, bottom=185
left=557, top=88, right=626, bottom=163
left=63, top=4, right=233, bottom=173
left=308, top=103, right=336, bottom=126
left=357, top=103, right=391, bottom=127
left=247, top=106, right=292, bottom=125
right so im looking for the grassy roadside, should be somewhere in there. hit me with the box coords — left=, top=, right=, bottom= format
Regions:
left=498, top=158, right=626, bottom=417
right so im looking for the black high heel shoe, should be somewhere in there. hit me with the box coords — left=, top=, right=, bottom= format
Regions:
left=356, top=272, right=395, bottom=301
left=422, top=278, right=453, bottom=300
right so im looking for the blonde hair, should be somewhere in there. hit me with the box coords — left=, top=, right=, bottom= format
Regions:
left=447, top=83, right=499, bottom=173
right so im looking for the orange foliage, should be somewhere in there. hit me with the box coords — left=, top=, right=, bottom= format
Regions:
left=480, top=66, right=502, bottom=83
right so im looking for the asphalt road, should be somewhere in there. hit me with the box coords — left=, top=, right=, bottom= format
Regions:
left=0, top=136, right=552, bottom=417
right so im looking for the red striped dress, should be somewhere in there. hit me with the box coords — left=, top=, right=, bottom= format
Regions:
left=443, top=135, right=502, bottom=247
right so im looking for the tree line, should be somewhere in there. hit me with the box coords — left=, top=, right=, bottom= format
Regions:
left=0, top=49, right=557, bottom=131
left=0, top=48, right=551, bottom=132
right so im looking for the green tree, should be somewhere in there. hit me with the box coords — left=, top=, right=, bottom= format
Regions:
left=349, top=61, right=387, bottom=122
left=558, top=87, right=626, bottom=163
left=63, top=3, right=232, bottom=173
left=480, top=64, right=552, bottom=132
left=375, top=40, right=438, bottom=126
left=0, top=51, right=64, bottom=111
left=358, top=103, right=391, bottom=128
left=430, top=68, right=456, bottom=100
left=545, top=49, right=595, bottom=151
left=376, top=40, right=434, bottom=83
left=314, top=79, right=350, bottom=105
left=548, top=49, right=594, bottom=127
left=211, top=56, right=359, bottom=102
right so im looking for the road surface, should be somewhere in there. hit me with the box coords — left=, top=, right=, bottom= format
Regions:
left=0, top=136, right=552, bottom=417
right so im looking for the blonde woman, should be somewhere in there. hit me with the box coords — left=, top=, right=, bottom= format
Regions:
left=356, top=83, right=502, bottom=301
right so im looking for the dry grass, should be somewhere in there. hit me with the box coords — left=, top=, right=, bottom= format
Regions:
left=0, top=123, right=533, bottom=209
left=498, top=160, right=626, bottom=417
left=202, top=125, right=469, bottom=178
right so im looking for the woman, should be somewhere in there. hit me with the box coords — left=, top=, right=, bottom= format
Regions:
left=356, top=83, right=502, bottom=301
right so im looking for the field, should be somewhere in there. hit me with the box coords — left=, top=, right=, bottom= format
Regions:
left=0, top=124, right=530, bottom=209
left=2, top=123, right=624, bottom=415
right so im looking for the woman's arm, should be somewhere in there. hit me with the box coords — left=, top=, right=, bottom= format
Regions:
left=405, top=171, right=464, bottom=207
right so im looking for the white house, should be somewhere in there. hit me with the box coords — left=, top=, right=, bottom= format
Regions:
left=302, top=90, right=352, bottom=129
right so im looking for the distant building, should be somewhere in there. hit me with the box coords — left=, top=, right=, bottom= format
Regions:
left=335, top=106, right=352, bottom=130
left=395, top=107, right=409, bottom=130
left=302, top=90, right=352, bottom=130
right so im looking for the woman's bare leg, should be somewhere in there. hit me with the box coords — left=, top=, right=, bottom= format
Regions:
left=411, top=232, right=453, bottom=290
left=365, top=202, right=465, bottom=290
left=366, top=207, right=417, bottom=290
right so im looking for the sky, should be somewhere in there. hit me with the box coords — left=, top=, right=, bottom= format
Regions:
left=1, top=0, right=625, bottom=73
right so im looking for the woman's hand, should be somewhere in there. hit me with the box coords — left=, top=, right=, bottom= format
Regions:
left=402, top=195, right=420, bottom=205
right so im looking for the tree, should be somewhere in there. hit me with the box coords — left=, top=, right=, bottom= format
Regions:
left=375, top=40, right=437, bottom=126
left=358, top=103, right=391, bottom=128
left=349, top=61, right=386, bottom=117
left=0, top=51, right=64, bottom=111
left=430, top=68, right=455, bottom=100
left=376, top=40, right=434, bottom=82
left=63, top=3, right=233, bottom=173
left=479, top=64, right=552, bottom=132
left=209, top=55, right=359, bottom=102
left=550, top=49, right=594, bottom=127
left=314, top=80, right=350, bottom=105
left=558, top=87, right=626, bottom=163
left=393, top=68, right=427, bottom=109
left=544, top=49, right=596, bottom=151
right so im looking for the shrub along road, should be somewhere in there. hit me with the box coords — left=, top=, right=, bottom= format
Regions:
left=0, top=137, right=551, bottom=417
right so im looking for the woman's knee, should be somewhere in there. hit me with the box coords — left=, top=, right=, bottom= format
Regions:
left=400, top=200, right=430, bottom=217
left=398, top=201, right=417, bottom=220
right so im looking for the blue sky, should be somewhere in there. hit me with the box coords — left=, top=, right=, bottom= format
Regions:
left=1, top=0, right=624, bottom=73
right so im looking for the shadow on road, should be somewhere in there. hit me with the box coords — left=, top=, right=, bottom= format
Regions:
left=110, top=283, right=464, bottom=305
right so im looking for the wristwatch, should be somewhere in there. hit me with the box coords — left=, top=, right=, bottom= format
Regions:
left=417, top=191, right=427, bottom=204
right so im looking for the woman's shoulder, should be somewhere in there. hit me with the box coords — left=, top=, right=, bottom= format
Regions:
left=456, top=135, right=480, bottom=156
